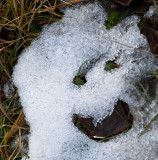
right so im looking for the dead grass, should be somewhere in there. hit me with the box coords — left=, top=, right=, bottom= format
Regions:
left=0, top=0, right=86, bottom=159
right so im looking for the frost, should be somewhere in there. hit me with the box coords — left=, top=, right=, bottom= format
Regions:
left=3, top=80, right=14, bottom=99
left=144, top=5, right=158, bottom=18
left=10, top=131, right=29, bottom=154
left=13, top=2, right=158, bottom=160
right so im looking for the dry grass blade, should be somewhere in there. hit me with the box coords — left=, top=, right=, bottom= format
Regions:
left=55, top=0, right=86, bottom=8
left=6, top=0, right=14, bottom=11
left=38, top=0, right=86, bottom=13
left=0, top=59, right=11, bottom=79
left=0, top=145, right=9, bottom=148
left=111, top=40, right=158, bottom=57
left=139, top=113, right=158, bottom=137
left=0, top=147, right=4, bottom=158
left=4, top=110, right=26, bottom=145
left=0, top=94, right=12, bottom=123
left=13, top=0, right=18, bottom=17
left=54, top=0, right=57, bottom=8
left=12, top=151, right=20, bottom=160
left=7, top=144, right=19, bottom=160
left=18, top=0, right=24, bottom=27
left=8, top=129, right=22, bottom=160
left=18, top=128, right=21, bottom=150
left=2, top=124, right=29, bottom=130
left=0, top=102, right=12, bottom=122
left=27, top=0, right=47, bottom=32
left=136, top=107, right=144, bottom=117
left=20, top=149, right=29, bottom=159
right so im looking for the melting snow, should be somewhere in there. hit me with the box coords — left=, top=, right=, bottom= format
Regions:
left=145, top=5, right=158, bottom=18
left=13, top=2, right=158, bottom=160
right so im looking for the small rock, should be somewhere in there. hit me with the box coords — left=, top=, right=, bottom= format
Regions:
left=73, top=100, right=133, bottom=141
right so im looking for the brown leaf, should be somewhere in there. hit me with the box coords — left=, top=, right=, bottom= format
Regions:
left=74, top=100, right=133, bottom=141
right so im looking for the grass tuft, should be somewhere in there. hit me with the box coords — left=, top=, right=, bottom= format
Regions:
left=75, top=58, right=94, bottom=86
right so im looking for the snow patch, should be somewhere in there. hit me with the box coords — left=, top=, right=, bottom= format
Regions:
left=13, top=2, right=158, bottom=160
left=145, top=5, right=158, bottom=18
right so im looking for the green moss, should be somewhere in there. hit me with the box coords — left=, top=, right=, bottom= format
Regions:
left=104, top=11, right=120, bottom=30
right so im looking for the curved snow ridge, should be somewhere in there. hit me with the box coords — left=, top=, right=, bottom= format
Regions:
left=13, top=2, right=158, bottom=160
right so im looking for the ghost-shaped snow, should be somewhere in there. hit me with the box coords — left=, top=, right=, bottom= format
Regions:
left=13, top=2, right=158, bottom=160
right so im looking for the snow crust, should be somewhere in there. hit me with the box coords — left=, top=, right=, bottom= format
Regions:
left=13, top=2, right=158, bottom=160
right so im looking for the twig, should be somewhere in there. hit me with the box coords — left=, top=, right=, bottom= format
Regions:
left=38, top=0, right=86, bottom=13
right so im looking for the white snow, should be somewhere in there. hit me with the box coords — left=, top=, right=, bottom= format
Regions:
left=13, top=2, right=158, bottom=160
left=145, top=5, right=158, bottom=18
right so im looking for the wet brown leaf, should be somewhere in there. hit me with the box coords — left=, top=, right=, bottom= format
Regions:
left=74, top=100, right=133, bottom=141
